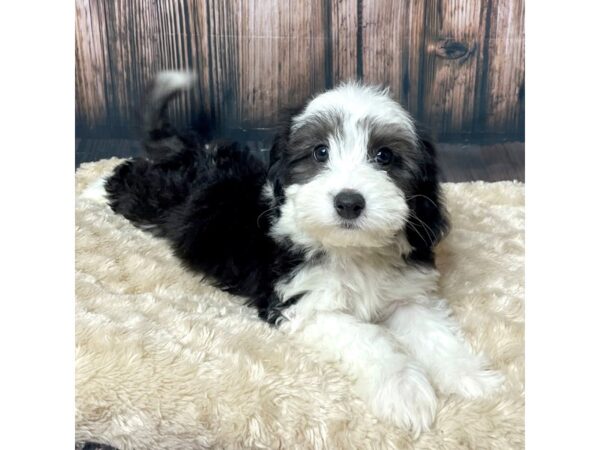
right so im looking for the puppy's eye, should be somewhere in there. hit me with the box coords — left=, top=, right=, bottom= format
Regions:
left=375, top=147, right=393, bottom=166
left=313, top=145, right=329, bottom=163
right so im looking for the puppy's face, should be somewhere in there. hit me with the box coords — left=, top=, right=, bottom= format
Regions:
left=268, top=84, right=447, bottom=259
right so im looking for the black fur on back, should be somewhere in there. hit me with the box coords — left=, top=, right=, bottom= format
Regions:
left=105, top=141, right=306, bottom=322
left=104, top=79, right=306, bottom=322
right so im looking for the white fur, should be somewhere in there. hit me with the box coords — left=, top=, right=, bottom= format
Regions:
left=384, top=299, right=505, bottom=398
left=272, top=87, right=415, bottom=249
left=270, top=84, right=502, bottom=433
left=261, top=181, right=276, bottom=207
left=278, top=253, right=502, bottom=433
left=79, top=177, right=108, bottom=204
left=275, top=250, right=436, bottom=325
left=153, top=70, right=196, bottom=98
left=284, top=311, right=437, bottom=435
left=276, top=253, right=440, bottom=433
left=293, top=83, right=417, bottom=145
left=272, top=161, right=409, bottom=249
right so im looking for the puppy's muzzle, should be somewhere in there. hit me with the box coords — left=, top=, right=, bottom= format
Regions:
left=334, top=189, right=365, bottom=220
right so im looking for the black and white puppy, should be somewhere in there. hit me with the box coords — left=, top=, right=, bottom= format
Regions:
left=85, top=71, right=503, bottom=434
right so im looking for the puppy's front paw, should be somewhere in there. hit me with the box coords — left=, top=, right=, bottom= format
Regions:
left=370, top=365, right=437, bottom=436
left=438, top=366, right=505, bottom=399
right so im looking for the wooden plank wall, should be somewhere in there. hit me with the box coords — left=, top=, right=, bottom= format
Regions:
left=75, top=0, right=525, bottom=141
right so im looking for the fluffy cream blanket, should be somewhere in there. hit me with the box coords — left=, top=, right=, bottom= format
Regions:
left=75, top=159, right=524, bottom=450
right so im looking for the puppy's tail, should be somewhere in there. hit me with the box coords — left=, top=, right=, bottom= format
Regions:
left=142, top=70, right=197, bottom=159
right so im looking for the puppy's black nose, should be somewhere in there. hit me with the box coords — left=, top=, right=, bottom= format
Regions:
left=334, top=190, right=365, bottom=220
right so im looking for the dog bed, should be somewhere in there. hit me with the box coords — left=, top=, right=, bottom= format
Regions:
left=75, top=158, right=524, bottom=450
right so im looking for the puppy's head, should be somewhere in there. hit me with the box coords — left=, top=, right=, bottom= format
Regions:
left=267, top=83, right=448, bottom=262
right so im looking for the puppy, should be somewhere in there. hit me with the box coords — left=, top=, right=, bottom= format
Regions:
left=92, top=71, right=503, bottom=434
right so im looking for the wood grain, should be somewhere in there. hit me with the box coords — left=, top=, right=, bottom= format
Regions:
left=101, top=0, right=160, bottom=128
left=330, top=0, right=359, bottom=82
left=204, top=0, right=240, bottom=128
left=75, top=0, right=110, bottom=130
left=179, top=0, right=213, bottom=123
left=482, top=0, right=525, bottom=138
left=237, top=0, right=328, bottom=128
left=75, top=0, right=525, bottom=141
left=419, top=0, right=488, bottom=135
left=361, top=0, right=428, bottom=115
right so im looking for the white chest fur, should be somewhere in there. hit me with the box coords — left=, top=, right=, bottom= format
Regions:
left=275, top=246, right=440, bottom=328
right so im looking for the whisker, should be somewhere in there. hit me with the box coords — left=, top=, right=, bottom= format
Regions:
left=411, top=213, right=437, bottom=244
left=256, top=205, right=279, bottom=227
left=405, top=219, right=428, bottom=245
left=407, top=212, right=435, bottom=245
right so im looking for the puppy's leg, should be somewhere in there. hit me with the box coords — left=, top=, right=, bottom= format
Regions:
left=383, top=298, right=504, bottom=399
left=282, top=311, right=437, bottom=434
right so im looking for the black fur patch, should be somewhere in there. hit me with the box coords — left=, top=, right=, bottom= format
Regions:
left=106, top=141, right=306, bottom=321
left=403, top=129, right=449, bottom=265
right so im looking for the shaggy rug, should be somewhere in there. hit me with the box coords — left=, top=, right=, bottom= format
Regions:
left=75, top=158, right=524, bottom=450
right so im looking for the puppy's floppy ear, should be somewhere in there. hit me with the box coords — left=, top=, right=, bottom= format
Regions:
left=405, top=128, right=450, bottom=264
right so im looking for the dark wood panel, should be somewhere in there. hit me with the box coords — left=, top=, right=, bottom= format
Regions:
left=236, top=0, right=328, bottom=127
left=75, top=0, right=525, bottom=141
left=102, top=0, right=162, bottom=128
left=482, top=0, right=525, bottom=137
left=361, top=0, right=427, bottom=115
left=205, top=0, right=240, bottom=127
left=419, top=0, right=488, bottom=135
left=330, top=0, right=359, bottom=82
left=154, top=0, right=203, bottom=125
left=75, top=0, right=212, bottom=134
left=436, top=142, right=524, bottom=182
left=75, top=0, right=110, bottom=130
left=184, top=0, right=213, bottom=122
